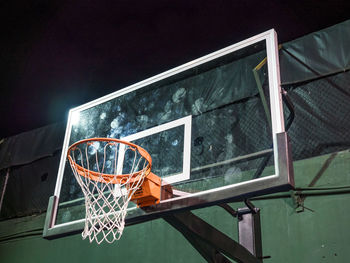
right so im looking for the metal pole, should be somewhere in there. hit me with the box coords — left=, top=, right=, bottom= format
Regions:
left=0, top=168, right=10, bottom=213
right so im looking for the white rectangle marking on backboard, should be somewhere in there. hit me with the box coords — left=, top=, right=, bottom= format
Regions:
left=121, top=115, right=192, bottom=184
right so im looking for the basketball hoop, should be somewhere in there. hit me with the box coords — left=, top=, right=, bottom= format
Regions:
left=67, top=138, right=162, bottom=244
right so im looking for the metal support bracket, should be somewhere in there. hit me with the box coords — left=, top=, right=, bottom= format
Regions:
left=238, top=202, right=262, bottom=259
left=163, top=210, right=261, bottom=263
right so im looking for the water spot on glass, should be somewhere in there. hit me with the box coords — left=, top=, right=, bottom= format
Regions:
left=164, top=100, right=172, bottom=112
left=160, top=112, right=172, bottom=122
left=172, top=88, right=186, bottom=103
left=88, top=142, right=100, bottom=155
left=88, top=147, right=96, bottom=155
left=136, top=115, right=149, bottom=123
left=108, top=130, right=117, bottom=138
left=105, top=160, right=112, bottom=169
left=148, top=101, right=155, bottom=109
left=172, top=139, right=179, bottom=146
left=86, top=128, right=95, bottom=138
left=192, top=98, right=204, bottom=114
left=100, top=112, right=106, bottom=120
left=207, top=118, right=216, bottom=127
left=225, top=134, right=233, bottom=144
left=93, top=141, right=100, bottom=149
left=139, top=97, right=147, bottom=105
left=122, top=123, right=137, bottom=137
left=111, top=119, right=119, bottom=128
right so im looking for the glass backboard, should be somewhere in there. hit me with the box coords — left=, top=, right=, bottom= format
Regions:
left=44, top=29, right=293, bottom=239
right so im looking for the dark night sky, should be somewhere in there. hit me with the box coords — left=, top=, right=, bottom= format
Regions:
left=1, top=0, right=349, bottom=139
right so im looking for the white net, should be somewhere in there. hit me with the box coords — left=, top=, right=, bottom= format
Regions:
left=67, top=138, right=151, bottom=244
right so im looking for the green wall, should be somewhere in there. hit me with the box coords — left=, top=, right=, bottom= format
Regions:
left=1, top=150, right=350, bottom=262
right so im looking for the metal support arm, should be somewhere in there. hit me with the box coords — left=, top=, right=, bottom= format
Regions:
left=163, top=210, right=261, bottom=263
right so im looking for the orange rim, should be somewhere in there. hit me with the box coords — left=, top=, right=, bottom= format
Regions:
left=67, top=138, right=152, bottom=184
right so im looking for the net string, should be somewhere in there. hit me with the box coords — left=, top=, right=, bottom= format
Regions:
left=68, top=140, right=149, bottom=244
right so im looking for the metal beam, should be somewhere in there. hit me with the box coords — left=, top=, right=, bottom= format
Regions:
left=163, top=211, right=261, bottom=263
